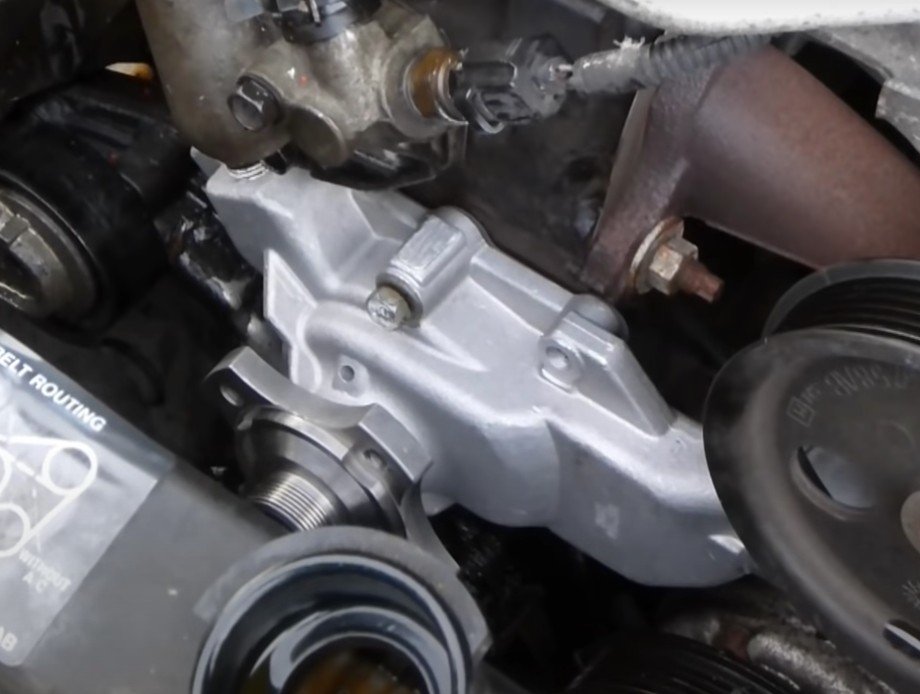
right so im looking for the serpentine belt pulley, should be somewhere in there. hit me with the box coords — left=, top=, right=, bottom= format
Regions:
left=705, top=260, right=920, bottom=693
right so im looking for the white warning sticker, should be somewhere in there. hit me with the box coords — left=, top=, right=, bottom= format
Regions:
left=0, top=336, right=166, bottom=667
left=0, top=344, right=107, bottom=433
left=0, top=435, right=98, bottom=560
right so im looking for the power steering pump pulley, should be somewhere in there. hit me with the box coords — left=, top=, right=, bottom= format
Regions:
left=705, top=260, right=920, bottom=692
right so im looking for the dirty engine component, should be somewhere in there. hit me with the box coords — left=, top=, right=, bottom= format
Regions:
left=706, top=260, right=920, bottom=694
left=193, top=528, right=488, bottom=694
left=0, top=331, right=484, bottom=694
left=203, top=164, right=748, bottom=587
left=0, top=75, right=183, bottom=328
left=1, top=0, right=920, bottom=692
left=0, top=329, right=277, bottom=692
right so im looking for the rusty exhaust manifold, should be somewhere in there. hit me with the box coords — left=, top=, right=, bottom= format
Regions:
left=584, top=47, right=920, bottom=300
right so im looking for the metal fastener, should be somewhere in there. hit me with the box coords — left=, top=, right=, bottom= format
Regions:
left=366, top=285, right=413, bottom=330
left=632, top=218, right=724, bottom=303
left=228, top=77, right=283, bottom=133
left=0, top=190, right=97, bottom=319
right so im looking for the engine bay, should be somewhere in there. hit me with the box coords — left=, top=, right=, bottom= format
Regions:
left=1, top=1, right=920, bottom=692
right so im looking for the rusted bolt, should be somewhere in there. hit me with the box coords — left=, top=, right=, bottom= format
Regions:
left=228, top=76, right=283, bottom=133
left=632, top=218, right=724, bottom=303
left=675, top=256, right=724, bottom=303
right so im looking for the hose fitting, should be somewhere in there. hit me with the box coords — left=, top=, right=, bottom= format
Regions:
left=569, top=34, right=770, bottom=95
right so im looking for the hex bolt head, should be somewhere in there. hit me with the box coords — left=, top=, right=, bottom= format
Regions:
left=228, top=77, right=283, bottom=132
left=366, top=285, right=413, bottom=330
left=647, top=236, right=700, bottom=295
left=633, top=218, right=724, bottom=303
left=0, top=191, right=96, bottom=319
left=647, top=237, right=724, bottom=303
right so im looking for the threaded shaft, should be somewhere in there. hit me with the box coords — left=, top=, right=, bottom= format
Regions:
left=249, top=471, right=340, bottom=531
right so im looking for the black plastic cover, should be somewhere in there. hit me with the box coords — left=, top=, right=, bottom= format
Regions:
left=0, top=328, right=278, bottom=693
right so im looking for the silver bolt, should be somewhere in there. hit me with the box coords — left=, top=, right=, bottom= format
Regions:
left=366, top=285, right=412, bottom=331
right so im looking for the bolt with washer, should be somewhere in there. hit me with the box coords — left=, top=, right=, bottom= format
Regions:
left=632, top=218, right=723, bottom=303
left=366, top=285, right=413, bottom=330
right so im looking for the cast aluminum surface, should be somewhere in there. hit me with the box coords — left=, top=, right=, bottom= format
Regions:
left=205, top=165, right=749, bottom=587
left=593, top=0, right=920, bottom=34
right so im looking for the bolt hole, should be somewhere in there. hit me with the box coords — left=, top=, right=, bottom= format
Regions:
left=339, top=365, right=356, bottom=383
left=220, top=385, right=244, bottom=408
left=545, top=346, right=571, bottom=371
left=795, top=445, right=876, bottom=511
